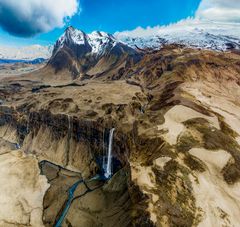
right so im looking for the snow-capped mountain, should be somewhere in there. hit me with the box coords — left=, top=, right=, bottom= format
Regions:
left=52, top=26, right=136, bottom=58
left=115, top=19, right=240, bottom=51
left=0, top=44, right=52, bottom=60
left=49, top=26, right=139, bottom=77
left=1, top=19, right=239, bottom=63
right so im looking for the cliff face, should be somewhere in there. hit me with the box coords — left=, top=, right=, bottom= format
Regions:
left=0, top=107, right=129, bottom=177
left=1, top=46, right=240, bottom=226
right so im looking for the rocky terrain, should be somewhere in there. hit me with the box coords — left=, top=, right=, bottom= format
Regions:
left=0, top=27, right=240, bottom=227
left=0, top=62, right=45, bottom=78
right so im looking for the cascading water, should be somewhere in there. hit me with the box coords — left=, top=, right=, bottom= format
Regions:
left=67, top=115, right=71, bottom=133
left=104, top=128, right=115, bottom=179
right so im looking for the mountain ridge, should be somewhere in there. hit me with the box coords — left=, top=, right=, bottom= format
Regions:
left=1, top=20, right=240, bottom=61
left=116, top=19, right=240, bottom=51
left=48, top=26, right=140, bottom=79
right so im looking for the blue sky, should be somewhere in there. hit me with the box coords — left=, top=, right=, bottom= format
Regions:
left=74, top=0, right=201, bottom=32
left=0, top=0, right=203, bottom=46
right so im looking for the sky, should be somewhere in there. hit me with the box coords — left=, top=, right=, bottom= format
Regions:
left=0, top=0, right=239, bottom=46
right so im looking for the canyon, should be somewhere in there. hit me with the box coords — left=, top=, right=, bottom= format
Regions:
left=0, top=27, right=240, bottom=227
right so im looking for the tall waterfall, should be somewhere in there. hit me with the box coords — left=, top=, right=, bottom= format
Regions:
left=104, top=128, right=115, bottom=179
left=67, top=115, right=71, bottom=133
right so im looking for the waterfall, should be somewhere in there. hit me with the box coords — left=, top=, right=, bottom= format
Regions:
left=104, top=128, right=115, bottom=179
left=67, top=115, right=71, bottom=133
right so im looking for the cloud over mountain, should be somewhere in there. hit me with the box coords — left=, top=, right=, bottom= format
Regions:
left=196, top=0, right=240, bottom=23
left=115, top=0, right=240, bottom=39
left=0, top=0, right=80, bottom=37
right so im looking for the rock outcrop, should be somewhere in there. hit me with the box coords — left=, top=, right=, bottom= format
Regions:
left=0, top=143, right=49, bottom=226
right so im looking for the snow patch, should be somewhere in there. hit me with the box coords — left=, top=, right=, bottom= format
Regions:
left=55, top=27, right=118, bottom=57
left=115, top=19, right=240, bottom=51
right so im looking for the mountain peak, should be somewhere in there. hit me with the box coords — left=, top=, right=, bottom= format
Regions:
left=49, top=27, right=139, bottom=76
left=53, top=27, right=121, bottom=57
left=65, top=26, right=74, bottom=32
left=62, top=26, right=87, bottom=46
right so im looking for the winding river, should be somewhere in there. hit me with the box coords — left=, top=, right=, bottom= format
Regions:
left=55, top=128, right=115, bottom=226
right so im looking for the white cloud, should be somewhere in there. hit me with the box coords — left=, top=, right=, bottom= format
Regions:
left=115, top=0, right=240, bottom=39
left=0, top=0, right=80, bottom=37
left=196, top=0, right=240, bottom=22
left=115, top=25, right=163, bottom=38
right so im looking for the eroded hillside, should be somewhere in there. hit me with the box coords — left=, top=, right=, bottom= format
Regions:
left=0, top=45, right=240, bottom=226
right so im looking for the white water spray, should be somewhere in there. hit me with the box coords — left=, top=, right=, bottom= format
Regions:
left=67, top=115, right=71, bottom=133
left=105, top=128, right=115, bottom=179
